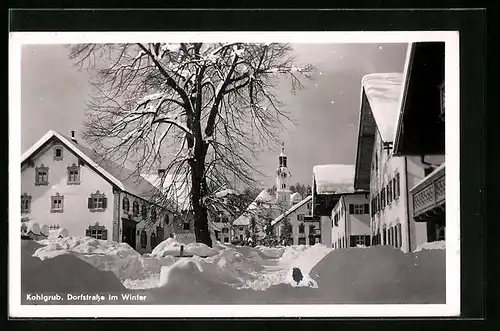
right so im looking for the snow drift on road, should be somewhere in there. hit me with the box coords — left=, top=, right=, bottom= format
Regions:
left=24, top=237, right=446, bottom=304
left=414, top=240, right=446, bottom=252
left=151, top=237, right=218, bottom=258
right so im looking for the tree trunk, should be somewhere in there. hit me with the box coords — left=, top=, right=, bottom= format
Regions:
left=191, top=140, right=212, bottom=247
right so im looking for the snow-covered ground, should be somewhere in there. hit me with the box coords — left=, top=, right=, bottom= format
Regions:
left=21, top=237, right=446, bottom=304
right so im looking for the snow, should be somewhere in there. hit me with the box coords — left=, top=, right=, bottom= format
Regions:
left=151, top=238, right=218, bottom=258
left=414, top=240, right=446, bottom=252
left=48, top=228, right=69, bottom=239
left=361, top=73, right=403, bottom=143
left=21, top=221, right=49, bottom=237
left=22, top=237, right=446, bottom=304
left=313, top=164, right=355, bottom=194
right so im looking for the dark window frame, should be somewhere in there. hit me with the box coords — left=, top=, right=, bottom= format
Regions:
left=21, top=193, right=32, bottom=213
left=50, top=193, right=64, bottom=213
left=35, top=164, right=49, bottom=186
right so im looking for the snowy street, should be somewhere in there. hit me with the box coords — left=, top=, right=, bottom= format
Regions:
left=21, top=237, right=445, bottom=305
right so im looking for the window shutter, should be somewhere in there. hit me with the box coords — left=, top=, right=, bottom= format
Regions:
left=88, top=198, right=92, bottom=209
left=364, top=204, right=369, bottom=214
left=349, top=204, right=354, bottom=214
left=102, top=197, right=107, bottom=209
left=85, top=228, right=90, bottom=237
left=102, top=228, right=108, bottom=240
left=350, top=236, right=356, bottom=247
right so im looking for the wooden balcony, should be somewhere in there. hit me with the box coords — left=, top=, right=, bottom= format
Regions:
left=410, top=163, right=445, bottom=222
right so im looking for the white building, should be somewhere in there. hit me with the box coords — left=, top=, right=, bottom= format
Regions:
left=331, top=192, right=370, bottom=249
left=354, top=72, right=437, bottom=253
left=271, top=195, right=319, bottom=245
left=21, top=130, right=174, bottom=253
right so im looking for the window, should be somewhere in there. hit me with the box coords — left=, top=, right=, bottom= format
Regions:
left=383, top=227, right=387, bottom=245
left=122, top=197, right=130, bottom=212
left=222, top=228, right=229, bottom=234
left=381, top=188, right=386, bottom=209
left=436, top=224, right=445, bottom=241
left=67, top=163, right=81, bottom=185
left=355, top=235, right=366, bottom=246
left=299, top=223, right=305, bottom=233
left=141, top=204, right=147, bottom=218
left=140, top=230, right=147, bottom=248
left=183, top=221, right=190, bottom=230
left=224, top=237, right=229, bottom=243
left=397, top=223, right=402, bottom=248
left=239, top=226, right=244, bottom=231
left=53, top=146, right=63, bottom=161
left=391, top=227, right=396, bottom=247
left=307, top=203, right=312, bottom=210
left=86, top=222, right=108, bottom=240
left=394, top=173, right=401, bottom=199
left=350, top=204, right=365, bottom=215
left=239, top=234, right=243, bottom=241
left=309, top=225, right=316, bottom=236
left=35, top=164, right=49, bottom=186
left=51, top=193, right=64, bottom=213
left=387, top=182, right=393, bottom=203
left=164, top=213, right=170, bottom=225
left=363, top=203, right=370, bottom=215
left=133, top=201, right=139, bottom=216
left=88, top=191, right=107, bottom=211
left=298, top=237, right=306, bottom=245
left=151, top=207, right=157, bottom=221
left=334, top=213, right=339, bottom=226
left=21, top=193, right=32, bottom=213
left=151, top=232, right=156, bottom=249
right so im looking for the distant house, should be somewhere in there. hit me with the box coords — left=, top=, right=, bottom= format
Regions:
left=271, top=195, right=318, bottom=245
left=330, top=192, right=371, bottom=249
left=354, top=70, right=438, bottom=253
left=21, top=130, right=174, bottom=253
left=310, top=164, right=358, bottom=245
left=393, top=42, right=446, bottom=244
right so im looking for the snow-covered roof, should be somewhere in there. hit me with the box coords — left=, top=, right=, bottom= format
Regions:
left=215, top=188, right=238, bottom=198
left=291, top=192, right=302, bottom=204
left=21, top=130, right=161, bottom=201
left=233, top=190, right=278, bottom=226
left=271, top=195, right=312, bottom=226
left=361, top=73, right=404, bottom=143
left=313, top=164, right=355, bottom=195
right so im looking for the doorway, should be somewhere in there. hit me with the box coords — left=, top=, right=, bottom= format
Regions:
left=122, top=218, right=137, bottom=249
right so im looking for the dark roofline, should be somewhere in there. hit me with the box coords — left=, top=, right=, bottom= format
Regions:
left=393, top=43, right=416, bottom=156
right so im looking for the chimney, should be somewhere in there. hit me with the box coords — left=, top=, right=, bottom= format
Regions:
left=158, top=169, right=166, bottom=177
left=70, top=130, right=77, bottom=144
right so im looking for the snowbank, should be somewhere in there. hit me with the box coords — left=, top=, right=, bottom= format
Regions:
left=48, top=228, right=69, bottom=239
left=414, top=240, right=446, bottom=252
left=313, top=164, right=355, bottom=194
left=33, top=237, right=148, bottom=280
left=151, top=237, right=218, bottom=258
left=21, top=221, right=49, bottom=237
left=21, top=239, right=126, bottom=300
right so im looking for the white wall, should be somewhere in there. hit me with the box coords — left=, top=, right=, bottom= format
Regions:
left=370, top=133, right=432, bottom=252
left=21, top=141, right=115, bottom=238
left=330, top=193, right=370, bottom=249
left=331, top=196, right=347, bottom=249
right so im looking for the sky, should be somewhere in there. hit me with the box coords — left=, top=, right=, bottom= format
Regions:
left=21, top=43, right=407, bottom=189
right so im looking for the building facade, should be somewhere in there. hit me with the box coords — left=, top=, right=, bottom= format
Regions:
left=354, top=72, right=435, bottom=253
left=21, top=130, right=175, bottom=253
left=393, top=42, right=446, bottom=245
left=330, top=192, right=371, bottom=249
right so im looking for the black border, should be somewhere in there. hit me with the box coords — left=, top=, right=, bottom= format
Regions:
left=6, top=7, right=488, bottom=327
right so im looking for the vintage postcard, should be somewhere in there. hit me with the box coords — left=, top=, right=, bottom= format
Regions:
left=9, top=31, right=460, bottom=318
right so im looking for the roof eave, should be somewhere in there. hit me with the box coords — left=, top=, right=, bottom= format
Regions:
left=393, top=42, right=416, bottom=156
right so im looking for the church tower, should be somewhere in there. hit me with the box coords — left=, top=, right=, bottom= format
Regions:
left=276, top=142, right=292, bottom=207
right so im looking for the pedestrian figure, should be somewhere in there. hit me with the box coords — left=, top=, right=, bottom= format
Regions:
left=292, top=267, right=303, bottom=285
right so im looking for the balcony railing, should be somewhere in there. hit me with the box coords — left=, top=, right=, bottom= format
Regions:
left=410, top=163, right=445, bottom=219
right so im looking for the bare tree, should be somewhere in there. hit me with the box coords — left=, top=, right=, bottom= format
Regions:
left=68, top=42, right=314, bottom=247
